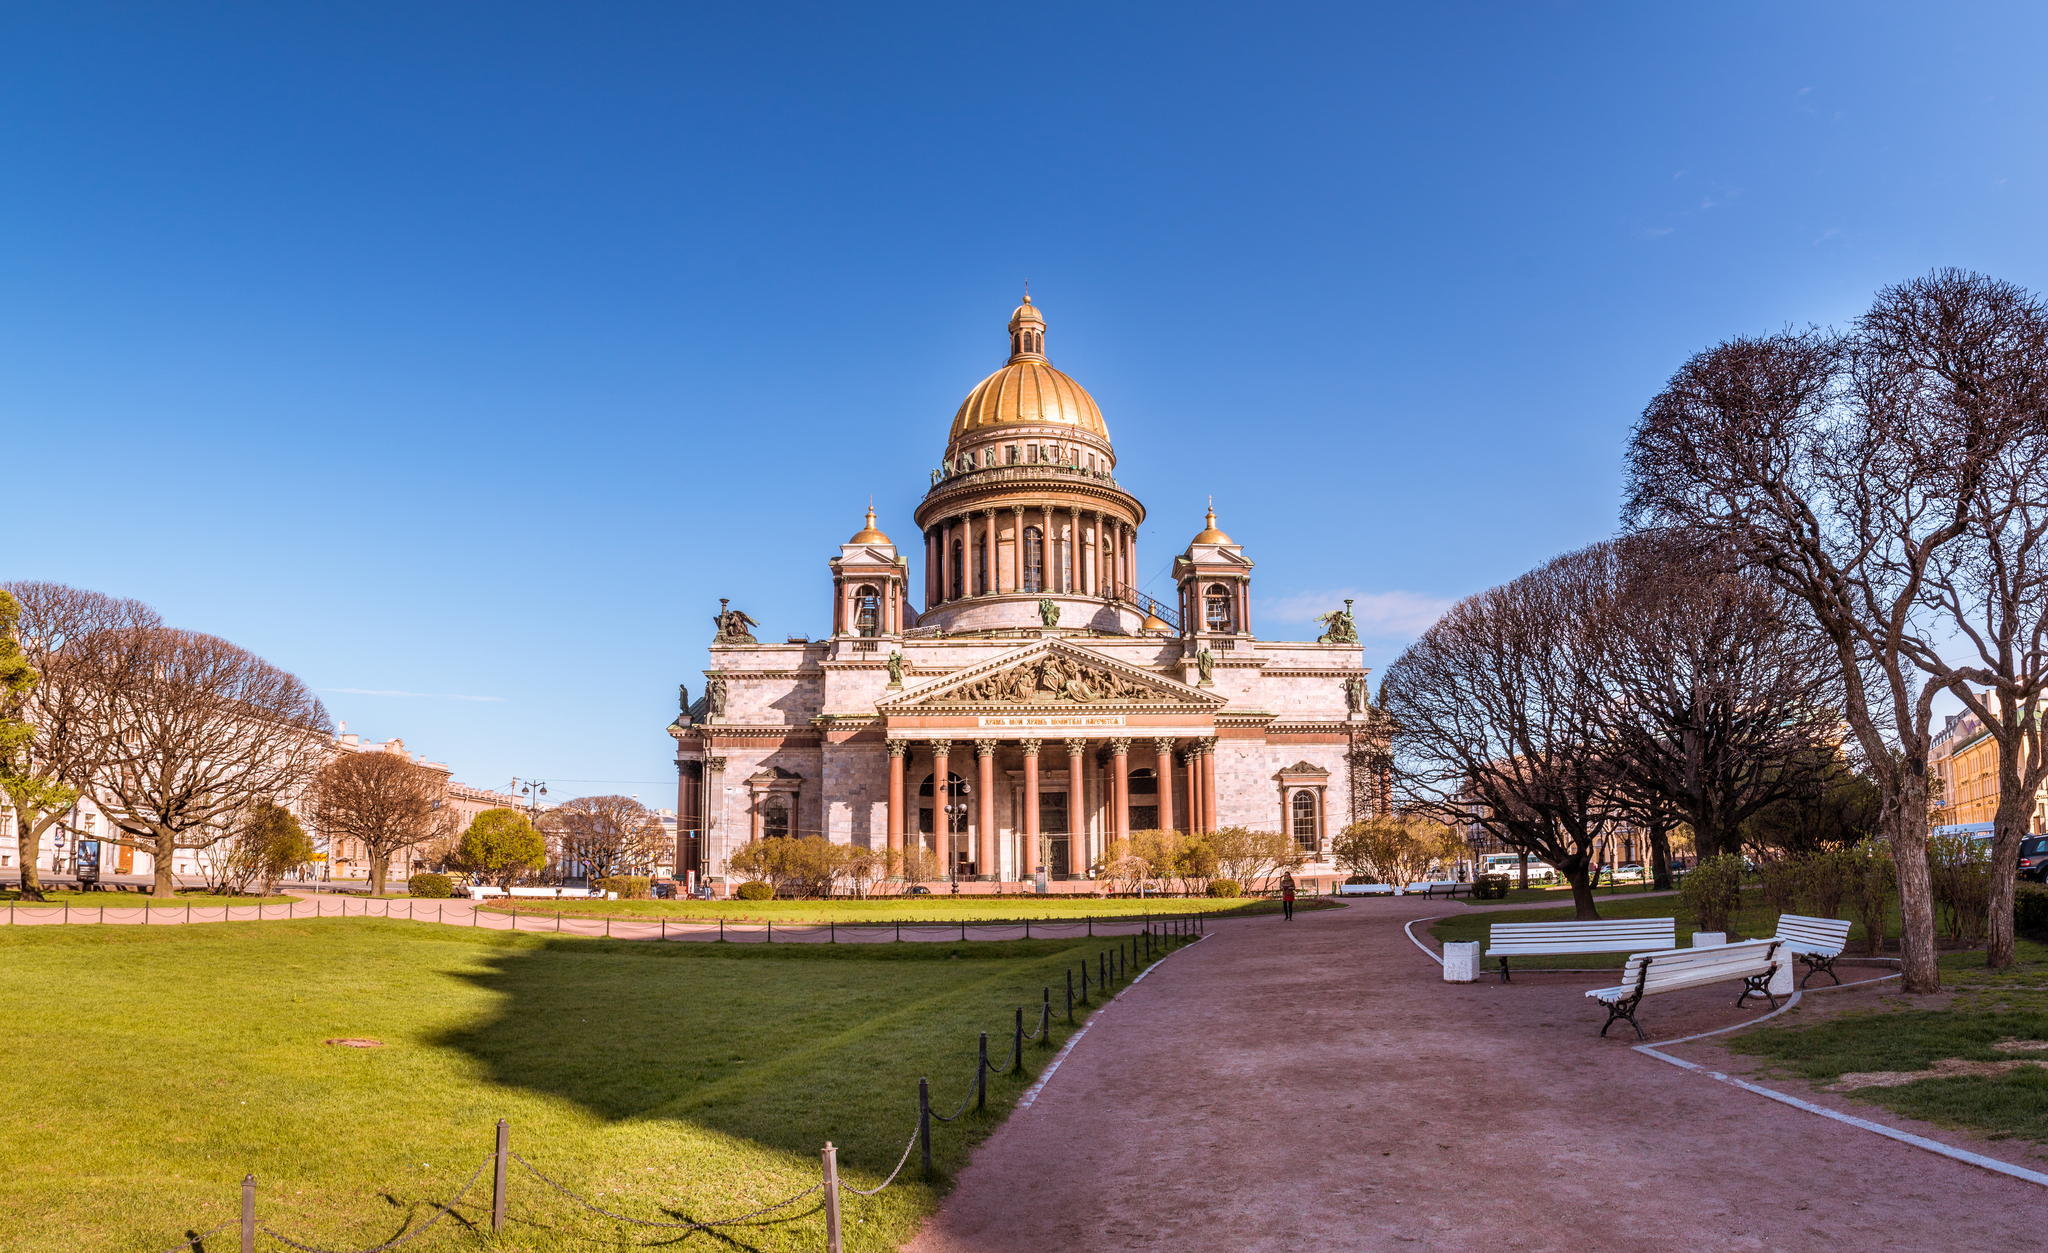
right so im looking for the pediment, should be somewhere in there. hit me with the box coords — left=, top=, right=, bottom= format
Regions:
left=878, top=639, right=1222, bottom=711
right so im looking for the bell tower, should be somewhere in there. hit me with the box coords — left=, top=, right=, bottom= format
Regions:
left=829, top=506, right=912, bottom=646
left=1175, top=505, right=1254, bottom=643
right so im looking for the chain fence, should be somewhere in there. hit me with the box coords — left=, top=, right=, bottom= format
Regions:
left=147, top=915, right=1204, bottom=1252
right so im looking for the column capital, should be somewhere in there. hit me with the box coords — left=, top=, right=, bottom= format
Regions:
left=975, top=739, right=999, bottom=757
left=1108, top=737, right=1132, bottom=755
left=1011, top=503, right=1025, bottom=515
left=704, top=756, right=728, bottom=771
left=1063, top=737, right=1089, bottom=754
left=886, top=739, right=909, bottom=758
left=930, top=738, right=953, bottom=756
left=1019, top=739, right=1043, bottom=757
left=1152, top=737, right=1178, bottom=754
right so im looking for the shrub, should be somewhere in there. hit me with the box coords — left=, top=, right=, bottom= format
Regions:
left=1207, top=879, right=1242, bottom=898
left=1678, top=853, right=1744, bottom=936
left=734, top=881, right=775, bottom=901
left=408, top=873, right=454, bottom=898
left=2016, top=884, right=2048, bottom=941
left=1843, top=839, right=1896, bottom=954
left=596, top=875, right=651, bottom=900
left=1927, top=833, right=1992, bottom=944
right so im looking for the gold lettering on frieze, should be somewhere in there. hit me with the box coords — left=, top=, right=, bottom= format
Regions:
left=976, top=714, right=1127, bottom=729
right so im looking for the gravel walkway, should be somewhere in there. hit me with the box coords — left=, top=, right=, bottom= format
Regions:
left=906, top=895, right=2047, bottom=1252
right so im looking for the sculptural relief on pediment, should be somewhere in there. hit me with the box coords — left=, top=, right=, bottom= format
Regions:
left=927, top=654, right=1176, bottom=706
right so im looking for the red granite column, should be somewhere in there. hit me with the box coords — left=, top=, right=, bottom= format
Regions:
left=1010, top=506, right=1025, bottom=592
left=982, top=509, right=996, bottom=597
left=931, top=740, right=952, bottom=872
left=1154, top=738, right=1176, bottom=834
left=1201, top=739, right=1219, bottom=835
left=1064, top=738, right=1087, bottom=874
left=975, top=739, right=998, bottom=880
left=1021, top=740, right=1042, bottom=878
left=886, top=740, right=906, bottom=856
left=1110, top=738, right=1131, bottom=843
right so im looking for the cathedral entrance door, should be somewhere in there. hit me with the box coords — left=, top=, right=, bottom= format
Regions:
left=1041, top=791, right=1071, bottom=877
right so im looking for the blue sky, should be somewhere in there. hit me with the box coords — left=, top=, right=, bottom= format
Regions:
left=6, top=4, right=2044, bottom=800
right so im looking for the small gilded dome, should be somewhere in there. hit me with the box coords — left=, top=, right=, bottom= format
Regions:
left=947, top=295, right=1110, bottom=444
left=848, top=506, right=891, bottom=545
left=1141, top=611, right=1171, bottom=632
left=1191, top=506, right=1233, bottom=546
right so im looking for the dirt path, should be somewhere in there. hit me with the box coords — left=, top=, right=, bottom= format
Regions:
left=906, top=897, right=2047, bottom=1252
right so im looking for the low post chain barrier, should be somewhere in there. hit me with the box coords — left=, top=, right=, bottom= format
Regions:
left=1041, top=986, right=1052, bottom=1038
left=492, top=1118, right=509, bottom=1232
left=768, top=920, right=773, bottom=943
left=1011, top=1008, right=1024, bottom=1074
left=975, top=1033, right=988, bottom=1113
left=830, top=920, right=836, bottom=943
left=1079, top=961, right=1090, bottom=1005
left=918, top=1078, right=933, bottom=1178
left=1065, top=969, right=1075, bottom=1019
left=240, top=1173, right=255, bottom=1253
left=822, top=1142, right=844, bottom=1253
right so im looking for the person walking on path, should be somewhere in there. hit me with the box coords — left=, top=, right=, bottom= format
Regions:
left=1280, top=872, right=1296, bottom=921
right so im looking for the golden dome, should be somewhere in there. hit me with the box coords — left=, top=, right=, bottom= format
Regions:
left=1191, top=506, right=1233, bottom=546
left=1141, top=611, right=1171, bottom=632
left=848, top=506, right=891, bottom=545
left=947, top=295, right=1110, bottom=444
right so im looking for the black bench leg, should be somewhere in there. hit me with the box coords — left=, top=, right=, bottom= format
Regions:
left=1737, top=973, right=1780, bottom=1010
left=1799, top=954, right=1839, bottom=988
left=1499, top=957, right=1511, bottom=983
left=1598, top=997, right=1646, bottom=1041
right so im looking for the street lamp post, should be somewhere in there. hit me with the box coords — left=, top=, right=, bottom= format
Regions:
left=511, top=777, right=550, bottom=877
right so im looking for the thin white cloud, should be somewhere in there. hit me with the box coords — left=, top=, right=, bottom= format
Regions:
left=322, top=687, right=507, bottom=703
left=1261, top=589, right=1455, bottom=638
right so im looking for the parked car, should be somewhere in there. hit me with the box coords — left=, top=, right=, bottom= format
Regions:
left=2020, top=835, right=2048, bottom=883
left=1612, top=862, right=1647, bottom=883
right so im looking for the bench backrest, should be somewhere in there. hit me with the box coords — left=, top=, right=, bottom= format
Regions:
left=1618, top=939, right=1781, bottom=995
left=1774, top=914, right=1852, bottom=956
left=1489, top=917, right=1677, bottom=954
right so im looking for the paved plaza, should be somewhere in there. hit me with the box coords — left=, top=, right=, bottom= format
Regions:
left=908, top=897, right=2048, bottom=1252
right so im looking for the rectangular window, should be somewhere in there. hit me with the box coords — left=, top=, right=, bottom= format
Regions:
left=1040, top=791, right=1070, bottom=834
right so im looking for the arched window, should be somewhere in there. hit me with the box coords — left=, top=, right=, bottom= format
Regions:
left=762, top=795, right=791, bottom=839
left=854, top=585, right=880, bottom=636
left=1205, top=584, right=1235, bottom=633
left=1022, top=526, right=1044, bottom=592
left=1290, top=790, right=1319, bottom=851
left=949, top=540, right=964, bottom=600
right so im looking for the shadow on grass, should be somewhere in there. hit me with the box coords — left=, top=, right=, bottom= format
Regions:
left=432, top=934, right=1095, bottom=1172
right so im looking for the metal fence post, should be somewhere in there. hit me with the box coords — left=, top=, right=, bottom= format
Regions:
left=1041, top=986, right=1052, bottom=1040
left=918, top=1078, right=933, bottom=1178
left=492, top=1119, right=508, bottom=1233
left=1065, top=968, right=1075, bottom=1019
left=1024, top=918, right=1031, bottom=939
left=1079, top=962, right=1089, bottom=1005
left=822, top=1141, right=844, bottom=1253
left=976, top=1033, right=988, bottom=1113
left=830, top=920, right=836, bottom=944
left=1087, top=916, right=1093, bottom=937
left=240, top=1173, right=255, bottom=1253
left=720, top=918, right=726, bottom=941
left=960, top=920, right=967, bottom=941
left=1012, top=1008, right=1024, bottom=1074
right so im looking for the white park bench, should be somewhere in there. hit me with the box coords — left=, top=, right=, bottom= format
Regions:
left=1585, top=939, right=1786, bottom=1039
left=1485, top=917, right=1677, bottom=982
left=1406, top=881, right=1468, bottom=899
left=1336, top=883, right=1395, bottom=896
left=1773, top=914, right=1854, bottom=986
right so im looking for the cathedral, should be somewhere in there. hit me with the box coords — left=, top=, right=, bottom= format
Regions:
left=670, top=295, right=1385, bottom=888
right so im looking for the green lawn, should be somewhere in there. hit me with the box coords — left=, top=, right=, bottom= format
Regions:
left=0, top=919, right=1179, bottom=1251
left=0, top=890, right=295, bottom=906
left=478, top=895, right=1326, bottom=923
left=1730, top=940, right=2048, bottom=1143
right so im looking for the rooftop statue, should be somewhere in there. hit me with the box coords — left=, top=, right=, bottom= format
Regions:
left=712, top=598, right=759, bottom=645
left=1318, top=599, right=1359, bottom=646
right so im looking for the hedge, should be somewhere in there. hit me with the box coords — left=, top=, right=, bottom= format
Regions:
left=408, top=873, right=454, bottom=898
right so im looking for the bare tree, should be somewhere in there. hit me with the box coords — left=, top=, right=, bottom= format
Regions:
left=1881, top=272, right=2048, bottom=969
left=544, top=794, right=666, bottom=883
left=72, top=626, right=329, bottom=898
left=1584, top=531, right=1843, bottom=869
left=0, top=583, right=162, bottom=900
left=1381, top=551, right=1615, bottom=918
left=310, top=750, right=453, bottom=895
left=1624, top=277, right=2019, bottom=992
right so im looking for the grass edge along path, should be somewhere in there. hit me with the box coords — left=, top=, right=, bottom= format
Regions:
left=476, top=895, right=1333, bottom=924
left=0, top=916, right=1201, bottom=1253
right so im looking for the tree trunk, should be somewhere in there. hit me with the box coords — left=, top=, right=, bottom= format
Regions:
left=1889, top=772, right=1940, bottom=994
left=1985, top=785, right=2031, bottom=970
left=1560, top=859, right=1601, bottom=920
left=1648, top=821, right=1674, bottom=892
left=152, top=839, right=176, bottom=898
left=15, top=814, right=50, bottom=901
left=1517, top=850, right=1529, bottom=890
left=369, top=852, right=389, bottom=896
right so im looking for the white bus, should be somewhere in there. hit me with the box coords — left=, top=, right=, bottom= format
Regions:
left=1480, top=853, right=1558, bottom=883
